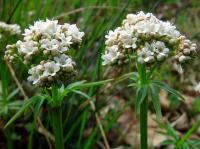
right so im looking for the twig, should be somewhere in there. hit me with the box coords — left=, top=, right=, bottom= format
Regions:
left=89, top=99, right=111, bottom=149
left=55, top=5, right=132, bottom=19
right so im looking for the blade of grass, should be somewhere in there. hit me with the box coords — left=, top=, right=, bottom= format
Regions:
left=4, top=95, right=41, bottom=128
left=77, top=110, right=88, bottom=148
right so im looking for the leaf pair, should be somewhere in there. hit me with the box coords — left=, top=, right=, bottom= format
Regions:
left=134, top=80, right=183, bottom=119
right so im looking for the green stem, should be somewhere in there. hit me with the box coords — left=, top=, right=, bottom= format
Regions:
left=137, top=63, right=148, bottom=149
left=51, top=106, right=64, bottom=149
left=140, top=96, right=148, bottom=149
left=176, top=120, right=200, bottom=148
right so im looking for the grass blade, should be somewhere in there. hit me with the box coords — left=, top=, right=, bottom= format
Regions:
left=4, top=95, right=41, bottom=128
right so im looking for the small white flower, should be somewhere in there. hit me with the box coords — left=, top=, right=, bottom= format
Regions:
left=16, top=40, right=38, bottom=55
left=40, top=38, right=60, bottom=52
left=23, top=28, right=34, bottom=41
left=54, top=54, right=75, bottom=69
left=34, top=19, right=58, bottom=36
left=102, top=45, right=120, bottom=65
left=151, top=41, right=169, bottom=54
left=27, top=65, right=43, bottom=85
left=105, top=28, right=121, bottom=46
left=124, top=14, right=138, bottom=25
left=118, top=30, right=137, bottom=49
left=58, top=34, right=72, bottom=52
left=138, top=43, right=155, bottom=63
left=158, top=22, right=180, bottom=38
left=23, top=19, right=59, bottom=40
left=66, top=24, right=84, bottom=43
left=134, top=21, right=149, bottom=34
left=42, top=61, right=60, bottom=77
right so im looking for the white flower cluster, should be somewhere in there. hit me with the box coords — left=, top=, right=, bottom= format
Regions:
left=0, top=21, right=21, bottom=38
left=102, top=11, right=197, bottom=65
left=5, top=19, right=84, bottom=86
left=137, top=41, right=169, bottom=63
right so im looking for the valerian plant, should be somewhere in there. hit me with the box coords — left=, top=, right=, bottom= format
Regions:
left=102, top=11, right=198, bottom=149
left=4, top=19, right=112, bottom=149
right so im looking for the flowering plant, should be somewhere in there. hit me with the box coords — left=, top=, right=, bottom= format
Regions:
left=4, top=19, right=112, bottom=149
left=102, top=11, right=198, bottom=149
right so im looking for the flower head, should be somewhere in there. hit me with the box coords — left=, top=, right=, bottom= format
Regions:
left=102, top=11, right=198, bottom=66
left=5, top=19, right=84, bottom=87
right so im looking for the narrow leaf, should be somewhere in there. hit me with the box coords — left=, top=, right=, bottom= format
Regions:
left=68, top=79, right=113, bottom=90
left=7, top=88, right=20, bottom=100
left=114, top=72, right=138, bottom=84
left=153, top=81, right=184, bottom=100
left=67, top=80, right=87, bottom=89
left=150, top=85, right=162, bottom=118
left=72, top=90, right=90, bottom=100
left=135, top=85, right=148, bottom=114
left=4, top=95, right=41, bottom=128
left=33, top=96, right=45, bottom=123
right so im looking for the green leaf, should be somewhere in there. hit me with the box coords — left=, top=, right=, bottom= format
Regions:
left=152, top=81, right=184, bottom=100
left=72, top=90, right=91, bottom=100
left=4, top=95, right=41, bottom=128
left=64, top=112, right=83, bottom=143
left=135, top=85, right=148, bottom=114
left=176, top=120, right=200, bottom=148
left=127, top=83, right=138, bottom=88
left=147, top=63, right=159, bottom=79
left=84, top=128, right=97, bottom=149
left=150, top=85, right=162, bottom=119
left=129, top=72, right=139, bottom=82
left=67, top=79, right=113, bottom=90
left=33, top=96, right=45, bottom=123
left=7, top=88, right=20, bottom=101
left=114, top=72, right=138, bottom=84
left=162, top=139, right=175, bottom=146
left=77, top=110, right=88, bottom=148
left=159, top=122, right=179, bottom=141
left=66, top=80, right=87, bottom=90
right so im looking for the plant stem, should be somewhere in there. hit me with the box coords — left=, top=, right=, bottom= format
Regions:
left=176, top=120, right=200, bottom=148
left=137, top=63, right=148, bottom=149
left=51, top=106, right=64, bottom=149
left=140, top=96, right=148, bottom=149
